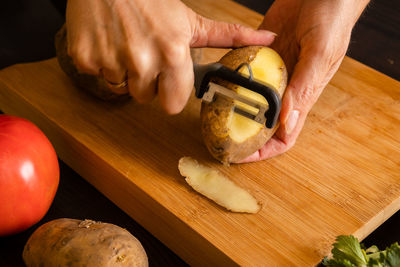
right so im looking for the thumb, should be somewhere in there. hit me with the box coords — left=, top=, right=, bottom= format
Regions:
left=190, top=14, right=276, bottom=48
left=276, top=55, right=328, bottom=145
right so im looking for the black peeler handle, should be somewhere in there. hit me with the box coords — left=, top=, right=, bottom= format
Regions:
left=193, top=62, right=281, bottom=129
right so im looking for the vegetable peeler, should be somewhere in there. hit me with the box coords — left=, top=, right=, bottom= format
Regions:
left=193, top=62, right=281, bottom=129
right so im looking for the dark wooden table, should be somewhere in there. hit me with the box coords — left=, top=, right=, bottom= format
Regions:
left=1, top=0, right=399, bottom=266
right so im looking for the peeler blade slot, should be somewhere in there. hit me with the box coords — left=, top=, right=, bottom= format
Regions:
left=233, top=105, right=267, bottom=124
left=204, top=82, right=268, bottom=125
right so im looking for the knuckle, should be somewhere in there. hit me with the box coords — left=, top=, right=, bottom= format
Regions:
left=229, top=23, right=244, bottom=32
left=163, top=43, right=187, bottom=67
left=288, top=71, right=321, bottom=108
left=72, top=53, right=97, bottom=75
left=227, top=23, right=249, bottom=46
left=68, top=40, right=99, bottom=75
left=136, top=52, right=153, bottom=74
left=126, top=47, right=152, bottom=77
left=192, top=15, right=205, bottom=45
left=285, top=83, right=312, bottom=113
left=298, top=84, right=317, bottom=106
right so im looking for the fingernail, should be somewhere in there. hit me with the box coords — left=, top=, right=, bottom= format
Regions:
left=258, top=29, right=277, bottom=36
left=285, top=110, right=299, bottom=135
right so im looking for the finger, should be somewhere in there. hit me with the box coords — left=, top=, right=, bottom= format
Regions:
left=234, top=136, right=287, bottom=163
left=66, top=21, right=101, bottom=76
left=127, top=72, right=158, bottom=104
left=102, top=68, right=129, bottom=95
left=125, top=47, right=158, bottom=103
left=68, top=37, right=101, bottom=76
left=158, top=47, right=193, bottom=114
left=279, top=53, right=329, bottom=141
left=102, top=68, right=126, bottom=84
left=235, top=54, right=327, bottom=163
left=247, top=60, right=320, bottom=162
left=100, top=53, right=126, bottom=84
left=191, top=14, right=276, bottom=48
left=101, top=57, right=129, bottom=94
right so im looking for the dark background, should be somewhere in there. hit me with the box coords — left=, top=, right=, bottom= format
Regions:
left=1, top=0, right=399, bottom=266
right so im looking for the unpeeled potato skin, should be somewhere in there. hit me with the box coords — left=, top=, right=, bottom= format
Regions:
left=201, top=46, right=287, bottom=164
left=23, top=218, right=148, bottom=267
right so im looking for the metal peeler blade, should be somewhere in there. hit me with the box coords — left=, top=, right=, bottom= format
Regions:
left=193, top=62, right=281, bottom=129
left=202, top=82, right=268, bottom=125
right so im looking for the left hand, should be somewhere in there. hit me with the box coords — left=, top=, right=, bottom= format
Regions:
left=238, top=0, right=369, bottom=163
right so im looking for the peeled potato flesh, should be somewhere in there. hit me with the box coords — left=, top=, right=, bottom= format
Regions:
left=178, top=157, right=260, bottom=213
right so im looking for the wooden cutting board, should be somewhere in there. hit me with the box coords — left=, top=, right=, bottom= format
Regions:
left=1, top=0, right=400, bottom=265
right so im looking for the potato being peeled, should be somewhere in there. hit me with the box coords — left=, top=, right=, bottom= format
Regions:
left=23, top=218, right=148, bottom=267
left=201, top=46, right=287, bottom=164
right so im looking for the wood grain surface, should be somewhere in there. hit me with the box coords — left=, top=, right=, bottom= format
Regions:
left=1, top=0, right=399, bottom=266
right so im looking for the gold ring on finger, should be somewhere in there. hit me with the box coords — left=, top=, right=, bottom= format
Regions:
left=104, top=78, right=128, bottom=89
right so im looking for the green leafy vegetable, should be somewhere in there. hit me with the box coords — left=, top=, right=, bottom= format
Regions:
left=323, top=235, right=400, bottom=267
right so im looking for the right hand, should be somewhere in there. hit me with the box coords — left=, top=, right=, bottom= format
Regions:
left=66, top=0, right=276, bottom=114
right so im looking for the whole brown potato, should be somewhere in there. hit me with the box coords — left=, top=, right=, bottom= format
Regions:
left=201, top=46, right=287, bottom=164
left=23, top=218, right=148, bottom=267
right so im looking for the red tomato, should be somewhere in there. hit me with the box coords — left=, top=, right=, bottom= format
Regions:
left=0, top=115, right=59, bottom=236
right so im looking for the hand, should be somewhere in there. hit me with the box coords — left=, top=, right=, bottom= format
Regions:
left=66, top=0, right=276, bottom=114
left=238, top=0, right=369, bottom=163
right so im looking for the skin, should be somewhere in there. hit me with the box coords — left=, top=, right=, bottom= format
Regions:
left=66, top=0, right=369, bottom=162
left=66, top=0, right=276, bottom=114
left=237, top=0, right=370, bottom=162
